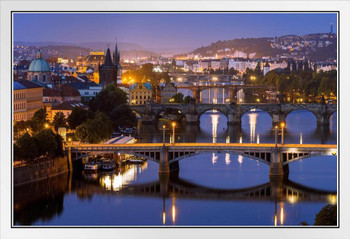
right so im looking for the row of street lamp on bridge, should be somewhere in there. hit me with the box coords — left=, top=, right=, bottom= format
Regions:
left=162, top=121, right=286, bottom=146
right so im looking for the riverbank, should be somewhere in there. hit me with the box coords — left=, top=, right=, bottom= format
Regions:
left=14, top=156, right=70, bottom=186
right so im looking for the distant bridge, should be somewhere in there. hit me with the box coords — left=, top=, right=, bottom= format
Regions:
left=130, top=102, right=337, bottom=126
left=67, top=143, right=337, bottom=177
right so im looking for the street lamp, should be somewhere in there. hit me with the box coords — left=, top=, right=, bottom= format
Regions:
left=274, top=125, right=278, bottom=147
left=44, top=123, right=49, bottom=129
left=172, top=122, right=176, bottom=144
left=280, top=122, right=285, bottom=144
left=162, top=125, right=166, bottom=147
left=256, top=98, right=260, bottom=104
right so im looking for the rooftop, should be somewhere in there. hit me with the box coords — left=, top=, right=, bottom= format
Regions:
left=14, top=80, right=43, bottom=90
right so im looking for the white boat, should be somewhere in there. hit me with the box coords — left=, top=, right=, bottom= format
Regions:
left=84, top=162, right=98, bottom=172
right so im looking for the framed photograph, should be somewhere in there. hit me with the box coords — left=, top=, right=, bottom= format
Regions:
left=1, top=1, right=349, bottom=238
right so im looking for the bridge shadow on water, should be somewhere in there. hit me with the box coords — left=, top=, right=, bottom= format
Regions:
left=13, top=168, right=337, bottom=225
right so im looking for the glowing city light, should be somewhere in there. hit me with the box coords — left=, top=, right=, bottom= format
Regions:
left=225, top=153, right=231, bottom=165
left=249, top=113, right=257, bottom=143
left=211, top=114, right=219, bottom=143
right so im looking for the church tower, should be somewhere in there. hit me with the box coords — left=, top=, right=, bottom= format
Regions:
left=99, top=43, right=121, bottom=87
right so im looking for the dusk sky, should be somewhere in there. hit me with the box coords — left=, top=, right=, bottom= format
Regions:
left=14, top=13, right=337, bottom=50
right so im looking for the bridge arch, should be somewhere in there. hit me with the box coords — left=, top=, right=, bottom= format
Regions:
left=282, top=153, right=336, bottom=165
left=197, top=107, right=229, bottom=119
left=168, top=151, right=271, bottom=165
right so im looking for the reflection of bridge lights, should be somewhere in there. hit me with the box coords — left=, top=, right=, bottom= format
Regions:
left=237, top=155, right=243, bottom=165
left=163, top=212, right=166, bottom=225
left=226, top=136, right=230, bottom=143
left=300, top=132, right=303, bottom=144
left=225, top=153, right=231, bottom=165
left=274, top=214, right=277, bottom=226
left=172, top=198, right=176, bottom=223
left=99, top=165, right=137, bottom=191
left=280, top=206, right=284, bottom=225
left=211, top=114, right=219, bottom=143
left=239, top=136, right=242, bottom=143
left=257, top=134, right=260, bottom=144
left=212, top=153, right=218, bottom=164
left=328, top=195, right=337, bottom=205
left=249, top=113, right=257, bottom=143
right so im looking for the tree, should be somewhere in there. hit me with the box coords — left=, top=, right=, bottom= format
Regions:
left=67, top=107, right=90, bottom=130
left=75, top=112, right=112, bottom=143
left=52, top=112, right=67, bottom=131
left=171, top=93, right=185, bottom=103
left=15, top=133, right=39, bottom=161
left=30, top=108, right=48, bottom=133
left=109, top=105, right=137, bottom=130
left=54, top=134, right=64, bottom=157
left=14, top=120, right=31, bottom=139
left=183, top=95, right=194, bottom=103
left=89, top=84, right=128, bottom=113
left=34, top=129, right=58, bottom=158
left=314, top=205, right=337, bottom=225
left=228, top=67, right=238, bottom=75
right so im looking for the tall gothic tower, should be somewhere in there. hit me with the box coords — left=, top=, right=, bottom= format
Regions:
left=99, top=42, right=122, bottom=87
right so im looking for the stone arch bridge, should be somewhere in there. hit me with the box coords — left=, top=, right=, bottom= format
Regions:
left=67, top=143, right=337, bottom=177
left=130, top=102, right=336, bottom=126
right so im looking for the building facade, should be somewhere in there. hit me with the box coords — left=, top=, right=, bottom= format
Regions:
left=14, top=80, right=43, bottom=122
left=129, top=83, right=152, bottom=105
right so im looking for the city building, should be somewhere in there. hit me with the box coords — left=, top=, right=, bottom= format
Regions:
left=129, top=83, right=152, bottom=105
left=160, top=83, right=177, bottom=103
left=69, top=81, right=103, bottom=102
left=263, top=62, right=271, bottom=76
left=51, top=101, right=87, bottom=121
left=99, top=43, right=122, bottom=87
left=13, top=80, right=43, bottom=122
left=228, top=59, right=257, bottom=73
left=76, top=51, right=105, bottom=72
left=27, top=50, right=51, bottom=84
left=43, top=88, right=63, bottom=106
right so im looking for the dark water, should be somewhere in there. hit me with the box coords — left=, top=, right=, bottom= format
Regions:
left=14, top=106, right=337, bottom=226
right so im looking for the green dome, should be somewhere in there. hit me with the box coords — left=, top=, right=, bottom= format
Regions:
left=28, top=50, right=51, bottom=72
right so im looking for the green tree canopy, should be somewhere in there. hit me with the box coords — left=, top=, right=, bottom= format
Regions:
left=171, top=93, right=185, bottom=103
left=109, top=105, right=137, bottom=129
left=89, top=84, right=128, bottom=113
left=30, top=108, right=48, bottom=133
left=16, top=133, right=39, bottom=161
left=34, top=129, right=58, bottom=158
left=314, top=205, right=337, bottom=225
left=52, top=112, right=67, bottom=131
left=75, top=112, right=112, bottom=143
left=67, top=107, right=90, bottom=129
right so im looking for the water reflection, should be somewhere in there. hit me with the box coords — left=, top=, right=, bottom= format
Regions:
left=211, top=114, right=219, bottom=143
left=249, top=113, right=257, bottom=143
left=14, top=165, right=337, bottom=226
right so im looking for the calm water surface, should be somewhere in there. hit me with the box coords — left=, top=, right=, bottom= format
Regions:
left=14, top=91, right=337, bottom=226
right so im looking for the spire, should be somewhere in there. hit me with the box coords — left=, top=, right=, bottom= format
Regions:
left=104, top=48, right=113, bottom=66
left=113, top=41, right=120, bottom=66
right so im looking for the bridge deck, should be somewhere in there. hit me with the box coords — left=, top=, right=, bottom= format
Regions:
left=68, top=143, right=337, bottom=150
